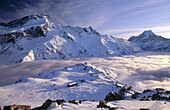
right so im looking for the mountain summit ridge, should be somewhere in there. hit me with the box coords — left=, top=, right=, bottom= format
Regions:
left=0, top=13, right=141, bottom=63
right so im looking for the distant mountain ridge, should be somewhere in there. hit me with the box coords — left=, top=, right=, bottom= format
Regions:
left=0, top=13, right=141, bottom=63
left=128, top=30, right=170, bottom=51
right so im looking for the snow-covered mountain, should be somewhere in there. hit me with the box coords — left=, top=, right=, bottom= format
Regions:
left=0, top=63, right=169, bottom=109
left=128, top=30, right=170, bottom=51
left=0, top=13, right=141, bottom=63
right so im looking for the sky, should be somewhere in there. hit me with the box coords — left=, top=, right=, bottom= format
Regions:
left=0, top=0, right=170, bottom=39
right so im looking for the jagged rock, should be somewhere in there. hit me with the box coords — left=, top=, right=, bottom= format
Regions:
left=104, top=92, right=124, bottom=101
left=0, top=13, right=55, bottom=44
left=55, top=99, right=65, bottom=105
left=32, top=99, right=54, bottom=110
left=3, top=105, right=31, bottom=110
left=32, top=99, right=65, bottom=110
left=152, top=94, right=161, bottom=100
left=97, top=101, right=108, bottom=108
left=68, top=100, right=79, bottom=105
left=143, top=89, right=152, bottom=93
left=97, top=101, right=122, bottom=110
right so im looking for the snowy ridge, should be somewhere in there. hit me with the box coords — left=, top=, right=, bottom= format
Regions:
left=0, top=63, right=169, bottom=109
left=128, top=30, right=170, bottom=51
left=0, top=63, right=134, bottom=108
left=0, top=14, right=141, bottom=63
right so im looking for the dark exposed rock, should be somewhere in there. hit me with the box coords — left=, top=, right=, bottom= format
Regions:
left=97, top=101, right=108, bottom=108
left=139, top=108, right=149, bottom=110
left=143, top=89, right=152, bottom=93
left=97, top=101, right=123, bottom=110
left=131, top=94, right=137, bottom=99
left=4, top=105, right=31, bottom=110
left=0, top=16, right=32, bottom=28
left=165, top=91, right=170, bottom=94
left=0, top=13, right=54, bottom=45
left=104, top=92, right=124, bottom=101
left=68, top=100, right=78, bottom=105
left=55, top=99, right=66, bottom=105
left=32, top=99, right=54, bottom=110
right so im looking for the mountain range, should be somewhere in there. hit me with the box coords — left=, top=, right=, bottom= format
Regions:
left=0, top=13, right=142, bottom=63
left=0, top=13, right=169, bottom=63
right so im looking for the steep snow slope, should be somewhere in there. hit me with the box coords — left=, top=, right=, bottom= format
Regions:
left=0, top=63, right=134, bottom=108
left=0, top=14, right=141, bottom=63
left=128, top=30, right=170, bottom=51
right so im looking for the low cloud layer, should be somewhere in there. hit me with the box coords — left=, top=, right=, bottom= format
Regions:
left=0, top=51, right=169, bottom=92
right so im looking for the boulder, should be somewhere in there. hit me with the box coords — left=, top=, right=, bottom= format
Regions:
left=97, top=101, right=108, bottom=108
left=104, top=92, right=124, bottom=101
left=32, top=99, right=54, bottom=110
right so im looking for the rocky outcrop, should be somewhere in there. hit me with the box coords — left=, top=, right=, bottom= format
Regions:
left=3, top=105, right=31, bottom=110
left=131, top=88, right=170, bottom=101
left=0, top=13, right=55, bottom=44
left=104, top=92, right=124, bottom=101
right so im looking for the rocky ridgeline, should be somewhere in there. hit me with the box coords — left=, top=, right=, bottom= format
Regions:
left=0, top=13, right=55, bottom=44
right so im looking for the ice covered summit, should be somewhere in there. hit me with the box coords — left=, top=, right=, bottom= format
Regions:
left=128, top=30, right=170, bottom=51
left=0, top=13, right=141, bottom=63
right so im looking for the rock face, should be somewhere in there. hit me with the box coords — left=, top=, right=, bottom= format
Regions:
left=3, top=105, right=31, bottom=110
left=128, top=30, right=170, bottom=51
left=0, top=13, right=55, bottom=44
left=0, top=14, right=141, bottom=63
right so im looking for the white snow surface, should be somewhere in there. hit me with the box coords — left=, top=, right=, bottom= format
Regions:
left=0, top=14, right=141, bottom=63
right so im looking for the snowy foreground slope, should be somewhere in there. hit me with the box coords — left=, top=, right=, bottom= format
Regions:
left=0, top=63, right=169, bottom=109
left=128, top=30, right=170, bottom=51
left=0, top=14, right=141, bottom=63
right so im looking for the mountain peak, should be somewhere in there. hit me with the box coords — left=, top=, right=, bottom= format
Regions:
left=128, top=30, right=170, bottom=51
left=142, top=30, right=155, bottom=36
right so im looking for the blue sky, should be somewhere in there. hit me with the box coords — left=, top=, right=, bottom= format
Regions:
left=0, top=0, right=170, bottom=39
